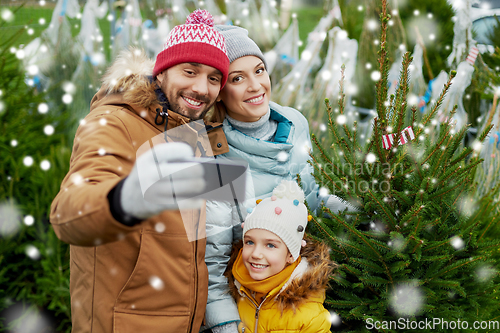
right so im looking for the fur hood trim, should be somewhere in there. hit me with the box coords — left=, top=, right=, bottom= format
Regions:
left=228, top=236, right=336, bottom=312
left=100, top=47, right=158, bottom=108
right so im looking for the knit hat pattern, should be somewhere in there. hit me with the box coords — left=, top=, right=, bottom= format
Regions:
left=153, top=9, right=229, bottom=87
left=214, top=25, right=268, bottom=69
left=243, top=180, right=308, bottom=262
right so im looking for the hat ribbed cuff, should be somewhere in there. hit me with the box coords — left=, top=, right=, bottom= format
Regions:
left=153, top=42, right=229, bottom=87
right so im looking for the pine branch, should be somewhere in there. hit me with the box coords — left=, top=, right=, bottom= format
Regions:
left=372, top=118, right=388, bottom=164
left=411, top=106, right=417, bottom=129
left=429, top=135, right=454, bottom=179
left=375, top=1, right=391, bottom=131
left=392, top=52, right=412, bottom=134
left=365, top=190, right=396, bottom=228
left=308, top=157, right=343, bottom=192
left=421, top=128, right=451, bottom=166
left=427, top=178, right=469, bottom=201
left=399, top=203, right=425, bottom=230
left=337, top=65, right=354, bottom=142
left=310, top=134, right=349, bottom=179
left=426, top=256, right=487, bottom=282
left=350, top=258, right=387, bottom=274
left=309, top=213, right=349, bottom=258
left=478, top=215, right=500, bottom=242
left=415, top=71, right=456, bottom=139
left=391, top=190, right=413, bottom=206
left=326, top=99, right=348, bottom=150
left=324, top=207, right=394, bottom=284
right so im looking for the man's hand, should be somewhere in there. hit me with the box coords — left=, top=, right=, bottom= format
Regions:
left=120, top=142, right=206, bottom=220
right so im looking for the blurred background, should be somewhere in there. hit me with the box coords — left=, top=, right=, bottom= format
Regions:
left=0, top=0, right=499, bottom=331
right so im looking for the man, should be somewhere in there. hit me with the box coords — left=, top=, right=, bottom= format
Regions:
left=50, top=10, right=229, bottom=333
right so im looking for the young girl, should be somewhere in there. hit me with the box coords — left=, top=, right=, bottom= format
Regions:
left=228, top=180, right=335, bottom=332
left=203, top=25, right=351, bottom=333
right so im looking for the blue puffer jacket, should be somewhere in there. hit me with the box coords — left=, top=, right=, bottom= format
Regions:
left=204, top=102, right=320, bottom=330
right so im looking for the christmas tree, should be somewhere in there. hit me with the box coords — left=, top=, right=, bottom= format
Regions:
left=0, top=27, right=73, bottom=332
left=306, top=0, right=500, bottom=331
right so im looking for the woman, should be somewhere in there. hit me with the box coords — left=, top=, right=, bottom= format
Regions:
left=204, top=25, right=351, bottom=333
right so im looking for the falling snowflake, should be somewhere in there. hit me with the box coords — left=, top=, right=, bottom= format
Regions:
left=389, top=234, right=405, bottom=251
left=389, top=284, right=424, bottom=316
left=24, top=215, right=34, bottom=226
left=475, top=265, right=496, bottom=283
left=27, top=64, right=39, bottom=75
left=366, top=153, right=376, bottom=163
left=26, top=245, right=41, bottom=260
left=40, top=160, right=51, bottom=171
left=472, top=140, right=482, bottom=151
left=330, top=311, right=342, bottom=327
left=23, top=156, right=34, bottom=166
left=1, top=8, right=14, bottom=22
left=149, top=276, right=164, bottom=290
left=38, top=103, right=49, bottom=114
left=367, top=19, right=378, bottom=31
left=301, top=50, right=312, bottom=61
left=44, top=124, right=54, bottom=135
left=450, top=236, right=465, bottom=250
left=370, top=71, right=381, bottom=81
left=62, top=94, right=73, bottom=104
left=277, top=151, right=289, bottom=162
left=321, top=70, right=332, bottom=81
left=336, top=115, right=347, bottom=125
left=0, top=201, right=22, bottom=237
left=16, top=49, right=26, bottom=59
left=155, top=222, right=166, bottom=233
left=2, top=303, right=53, bottom=332
left=319, top=187, right=329, bottom=197
left=70, top=173, right=84, bottom=185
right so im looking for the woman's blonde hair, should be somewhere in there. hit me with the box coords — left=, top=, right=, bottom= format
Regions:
left=207, top=100, right=227, bottom=123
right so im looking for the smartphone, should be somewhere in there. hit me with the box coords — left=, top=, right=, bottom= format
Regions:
left=143, top=157, right=248, bottom=203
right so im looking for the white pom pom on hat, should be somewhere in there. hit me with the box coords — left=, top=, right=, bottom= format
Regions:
left=153, top=9, right=229, bottom=87
left=243, top=180, right=308, bottom=262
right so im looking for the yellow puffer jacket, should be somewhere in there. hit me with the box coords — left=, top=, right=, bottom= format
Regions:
left=227, top=239, right=335, bottom=333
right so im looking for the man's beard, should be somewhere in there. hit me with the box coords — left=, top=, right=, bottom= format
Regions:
left=168, top=91, right=214, bottom=121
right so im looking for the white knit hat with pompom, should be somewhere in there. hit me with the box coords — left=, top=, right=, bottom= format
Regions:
left=243, top=180, right=308, bottom=262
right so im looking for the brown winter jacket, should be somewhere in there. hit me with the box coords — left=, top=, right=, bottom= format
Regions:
left=50, top=49, right=228, bottom=333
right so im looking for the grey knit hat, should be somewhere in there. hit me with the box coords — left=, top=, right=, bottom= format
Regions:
left=214, top=25, right=268, bottom=69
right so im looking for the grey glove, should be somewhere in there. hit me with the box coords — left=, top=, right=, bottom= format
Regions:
left=211, top=322, right=239, bottom=333
left=121, top=142, right=206, bottom=219
left=325, top=195, right=358, bottom=213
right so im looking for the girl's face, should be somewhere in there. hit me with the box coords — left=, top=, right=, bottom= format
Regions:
left=218, top=56, right=271, bottom=122
left=242, top=229, right=294, bottom=281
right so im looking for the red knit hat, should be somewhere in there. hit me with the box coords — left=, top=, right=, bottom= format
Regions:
left=153, top=9, right=229, bottom=88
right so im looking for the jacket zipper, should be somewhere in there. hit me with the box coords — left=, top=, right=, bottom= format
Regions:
left=241, top=290, right=267, bottom=333
left=254, top=301, right=262, bottom=333
left=188, top=212, right=200, bottom=332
